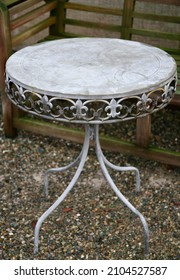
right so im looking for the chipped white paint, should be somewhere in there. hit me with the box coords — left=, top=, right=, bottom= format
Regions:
left=6, top=38, right=176, bottom=99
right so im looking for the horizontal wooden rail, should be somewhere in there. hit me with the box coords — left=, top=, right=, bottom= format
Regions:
left=138, top=0, right=180, bottom=5
left=65, top=2, right=123, bottom=16
left=52, top=32, right=86, bottom=38
left=65, top=18, right=122, bottom=33
left=133, top=12, right=180, bottom=24
left=4, top=0, right=27, bottom=9
left=10, top=1, right=57, bottom=30
left=12, top=16, right=56, bottom=46
left=130, top=28, right=180, bottom=41
left=9, top=0, right=41, bottom=15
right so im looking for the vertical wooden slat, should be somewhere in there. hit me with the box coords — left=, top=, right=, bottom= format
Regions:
left=121, top=1, right=153, bottom=148
left=49, top=0, right=68, bottom=35
left=121, top=0, right=135, bottom=39
left=0, top=3, right=17, bottom=137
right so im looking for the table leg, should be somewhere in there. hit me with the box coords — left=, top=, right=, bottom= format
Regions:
left=34, top=124, right=149, bottom=256
left=94, top=124, right=149, bottom=255
left=34, top=125, right=91, bottom=254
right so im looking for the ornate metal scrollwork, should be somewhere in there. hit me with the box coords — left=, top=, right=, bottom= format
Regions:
left=6, top=74, right=177, bottom=124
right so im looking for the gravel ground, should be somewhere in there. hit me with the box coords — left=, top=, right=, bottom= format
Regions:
left=0, top=105, right=179, bottom=260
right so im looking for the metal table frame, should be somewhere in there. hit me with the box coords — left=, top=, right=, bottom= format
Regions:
left=34, top=123, right=149, bottom=255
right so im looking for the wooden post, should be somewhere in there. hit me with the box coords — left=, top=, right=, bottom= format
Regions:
left=136, top=115, right=151, bottom=148
left=0, top=3, right=17, bottom=137
left=121, top=0, right=135, bottom=40
left=48, top=0, right=68, bottom=36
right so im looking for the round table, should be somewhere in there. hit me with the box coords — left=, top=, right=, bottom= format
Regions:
left=5, top=38, right=177, bottom=255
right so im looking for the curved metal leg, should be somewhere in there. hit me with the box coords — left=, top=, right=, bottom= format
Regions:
left=44, top=150, right=83, bottom=196
left=34, top=123, right=149, bottom=255
left=100, top=147, right=140, bottom=192
left=34, top=125, right=91, bottom=254
left=95, top=124, right=149, bottom=255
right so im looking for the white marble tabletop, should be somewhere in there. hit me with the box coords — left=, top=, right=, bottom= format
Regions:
left=6, top=38, right=176, bottom=99
left=5, top=38, right=177, bottom=123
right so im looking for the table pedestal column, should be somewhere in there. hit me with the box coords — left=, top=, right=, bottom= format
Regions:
left=34, top=124, right=149, bottom=256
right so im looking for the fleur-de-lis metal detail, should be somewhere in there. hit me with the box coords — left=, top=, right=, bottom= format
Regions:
left=5, top=74, right=177, bottom=124
left=70, top=99, right=88, bottom=119
left=105, top=99, right=122, bottom=118
left=162, top=84, right=174, bottom=103
left=15, top=85, right=26, bottom=103
left=137, top=93, right=152, bottom=112
left=36, top=95, right=53, bottom=113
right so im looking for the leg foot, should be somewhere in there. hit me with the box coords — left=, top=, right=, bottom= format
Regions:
left=102, top=155, right=140, bottom=192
